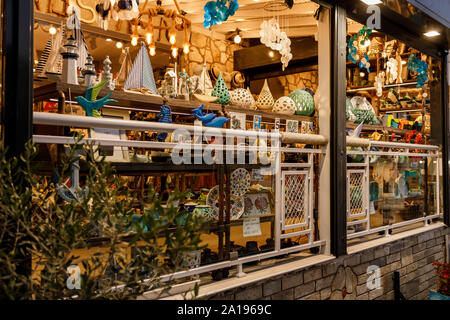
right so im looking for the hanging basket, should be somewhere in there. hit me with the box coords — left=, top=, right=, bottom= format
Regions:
left=273, top=96, right=296, bottom=115
left=255, top=79, right=274, bottom=111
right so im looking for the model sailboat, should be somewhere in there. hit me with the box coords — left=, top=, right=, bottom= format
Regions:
left=114, top=47, right=133, bottom=89
left=193, top=62, right=217, bottom=103
left=124, top=43, right=159, bottom=95
left=36, top=11, right=90, bottom=78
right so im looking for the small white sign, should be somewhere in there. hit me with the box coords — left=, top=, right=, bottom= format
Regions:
left=243, top=217, right=262, bottom=237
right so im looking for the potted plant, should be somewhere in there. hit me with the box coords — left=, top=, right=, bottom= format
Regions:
left=430, top=262, right=450, bottom=300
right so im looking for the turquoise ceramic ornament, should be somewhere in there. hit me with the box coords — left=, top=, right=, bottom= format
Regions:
left=75, top=80, right=117, bottom=117
left=288, top=89, right=315, bottom=116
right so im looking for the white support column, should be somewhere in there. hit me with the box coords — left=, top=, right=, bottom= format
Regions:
left=317, top=7, right=332, bottom=255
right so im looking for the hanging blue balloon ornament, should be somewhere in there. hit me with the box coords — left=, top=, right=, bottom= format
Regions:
left=203, top=0, right=239, bottom=28
left=407, top=53, right=428, bottom=88
left=347, top=26, right=372, bottom=73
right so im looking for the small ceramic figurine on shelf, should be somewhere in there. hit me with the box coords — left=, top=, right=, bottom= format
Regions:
left=61, top=35, right=79, bottom=85
left=192, top=104, right=229, bottom=128
left=102, top=56, right=115, bottom=90
left=75, top=80, right=117, bottom=117
left=178, top=69, right=191, bottom=101
left=162, top=69, right=177, bottom=98
left=83, top=54, right=97, bottom=87
left=157, top=104, right=172, bottom=142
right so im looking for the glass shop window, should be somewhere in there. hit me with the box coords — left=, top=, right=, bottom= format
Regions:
left=31, top=0, right=328, bottom=285
left=345, top=18, right=443, bottom=240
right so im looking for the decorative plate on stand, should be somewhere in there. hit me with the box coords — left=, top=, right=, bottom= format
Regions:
left=230, top=168, right=251, bottom=197
left=207, top=186, right=245, bottom=220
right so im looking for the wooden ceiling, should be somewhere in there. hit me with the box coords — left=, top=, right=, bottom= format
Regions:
left=175, top=0, right=320, bottom=38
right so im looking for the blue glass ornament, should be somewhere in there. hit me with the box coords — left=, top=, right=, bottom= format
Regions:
left=203, top=0, right=239, bottom=28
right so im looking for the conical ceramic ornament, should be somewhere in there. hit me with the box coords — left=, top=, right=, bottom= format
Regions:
left=230, top=88, right=255, bottom=109
left=273, top=96, right=296, bottom=115
left=255, top=80, right=274, bottom=111
left=211, top=73, right=230, bottom=105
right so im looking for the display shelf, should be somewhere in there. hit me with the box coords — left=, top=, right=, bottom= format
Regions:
left=379, top=107, right=424, bottom=114
left=34, top=81, right=316, bottom=123
left=34, top=81, right=222, bottom=114
left=224, top=105, right=315, bottom=123
left=32, top=160, right=270, bottom=176
left=346, top=81, right=419, bottom=93
left=346, top=121, right=414, bottom=134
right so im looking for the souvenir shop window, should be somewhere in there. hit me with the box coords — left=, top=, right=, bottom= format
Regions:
left=31, top=0, right=328, bottom=283
left=345, top=18, right=443, bottom=238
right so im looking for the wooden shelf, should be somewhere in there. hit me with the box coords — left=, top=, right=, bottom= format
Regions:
left=346, top=121, right=415, bottom=134
left=347, top=81, right=419, bottom=93
left=34, top=81, right=316, bottom=124
left=224, top=106, right=315, bottom=123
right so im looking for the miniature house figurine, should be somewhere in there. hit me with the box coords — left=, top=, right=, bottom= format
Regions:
left=102, top=56, right=114, bottom=90
left=84, top=54, right=97, bottom=87
left=61, top=35, right=79, bottom=85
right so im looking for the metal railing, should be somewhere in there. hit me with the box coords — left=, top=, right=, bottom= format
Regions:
left=33, top=112, right=327, bottom=281
left=346, top=140, right=442, bottom=240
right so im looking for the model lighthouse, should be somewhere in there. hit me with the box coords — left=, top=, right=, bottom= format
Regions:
left=61, top=35, right=79, bottom=85
left=83, top=54, right=97, bottom=87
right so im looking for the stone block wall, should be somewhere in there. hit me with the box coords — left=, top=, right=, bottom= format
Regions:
left=185, top=32, right=242, bottom=76
left=206, top=227, right=449, bottom=300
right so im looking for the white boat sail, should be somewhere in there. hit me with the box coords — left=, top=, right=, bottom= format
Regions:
left=115, top=47, right=133, bottom=89
left=199, top=62, right=213, bottom=95
left=37, top=11, right=89, bottom=77
left=124, top=43, right=158, bottom=95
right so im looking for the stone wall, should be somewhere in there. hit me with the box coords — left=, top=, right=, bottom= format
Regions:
left=206, top=226, right=449, bottom=300
left=278, top=71, right=319, bottom=96
left=184, top=32, right=242, bottom=76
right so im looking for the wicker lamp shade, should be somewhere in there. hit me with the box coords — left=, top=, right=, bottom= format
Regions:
left=273, top=96, right=296, bottom=115
left=230, top=88, right=255, bottom=109
left=211, top=72, right=230, bottom=105
left=255, top=79, right=274, bottom=111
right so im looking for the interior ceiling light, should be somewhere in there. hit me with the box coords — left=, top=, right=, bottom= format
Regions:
left=116, top=41, right=123, bottom=49
left=49, top=25, right=57, bottom=35
left=106, top=38, right=112, bottom=42
left=233, top=29, right=242, bottom=44
left=424, top=30, right=440, bottom=37
left=360, top=0, right=383, bottom=5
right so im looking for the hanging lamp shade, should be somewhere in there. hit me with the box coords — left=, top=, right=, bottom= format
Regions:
left=255, top=79, right=274, bottom=110
left=289, top=89, right=315, bottom=116
left=211, top=72, right=230, bottom=105
left=273, top=96, right=296, bottom=115
left=124, top=43, right=158, bottom=94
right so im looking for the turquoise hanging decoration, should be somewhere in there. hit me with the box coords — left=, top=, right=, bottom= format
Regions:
left=347, top=26, right=372, bottom=73
left=407, top=53, right=428, bottom=88
left=75, top=80, right=117, bottom=117
left=203, top=0, right=239, bottom=28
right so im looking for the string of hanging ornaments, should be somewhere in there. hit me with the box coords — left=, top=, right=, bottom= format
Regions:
left=95, top=0, right=192, bottom=57
left=259, top=1, right=293, bottom=71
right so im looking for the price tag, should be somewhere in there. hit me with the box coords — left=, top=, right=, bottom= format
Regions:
left=243, top=217, right=262, bottom=237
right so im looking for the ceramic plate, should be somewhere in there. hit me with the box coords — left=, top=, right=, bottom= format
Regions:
left=230, top=168, right=251, bottom=197
left=207, top=186, right=245, bottom=221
